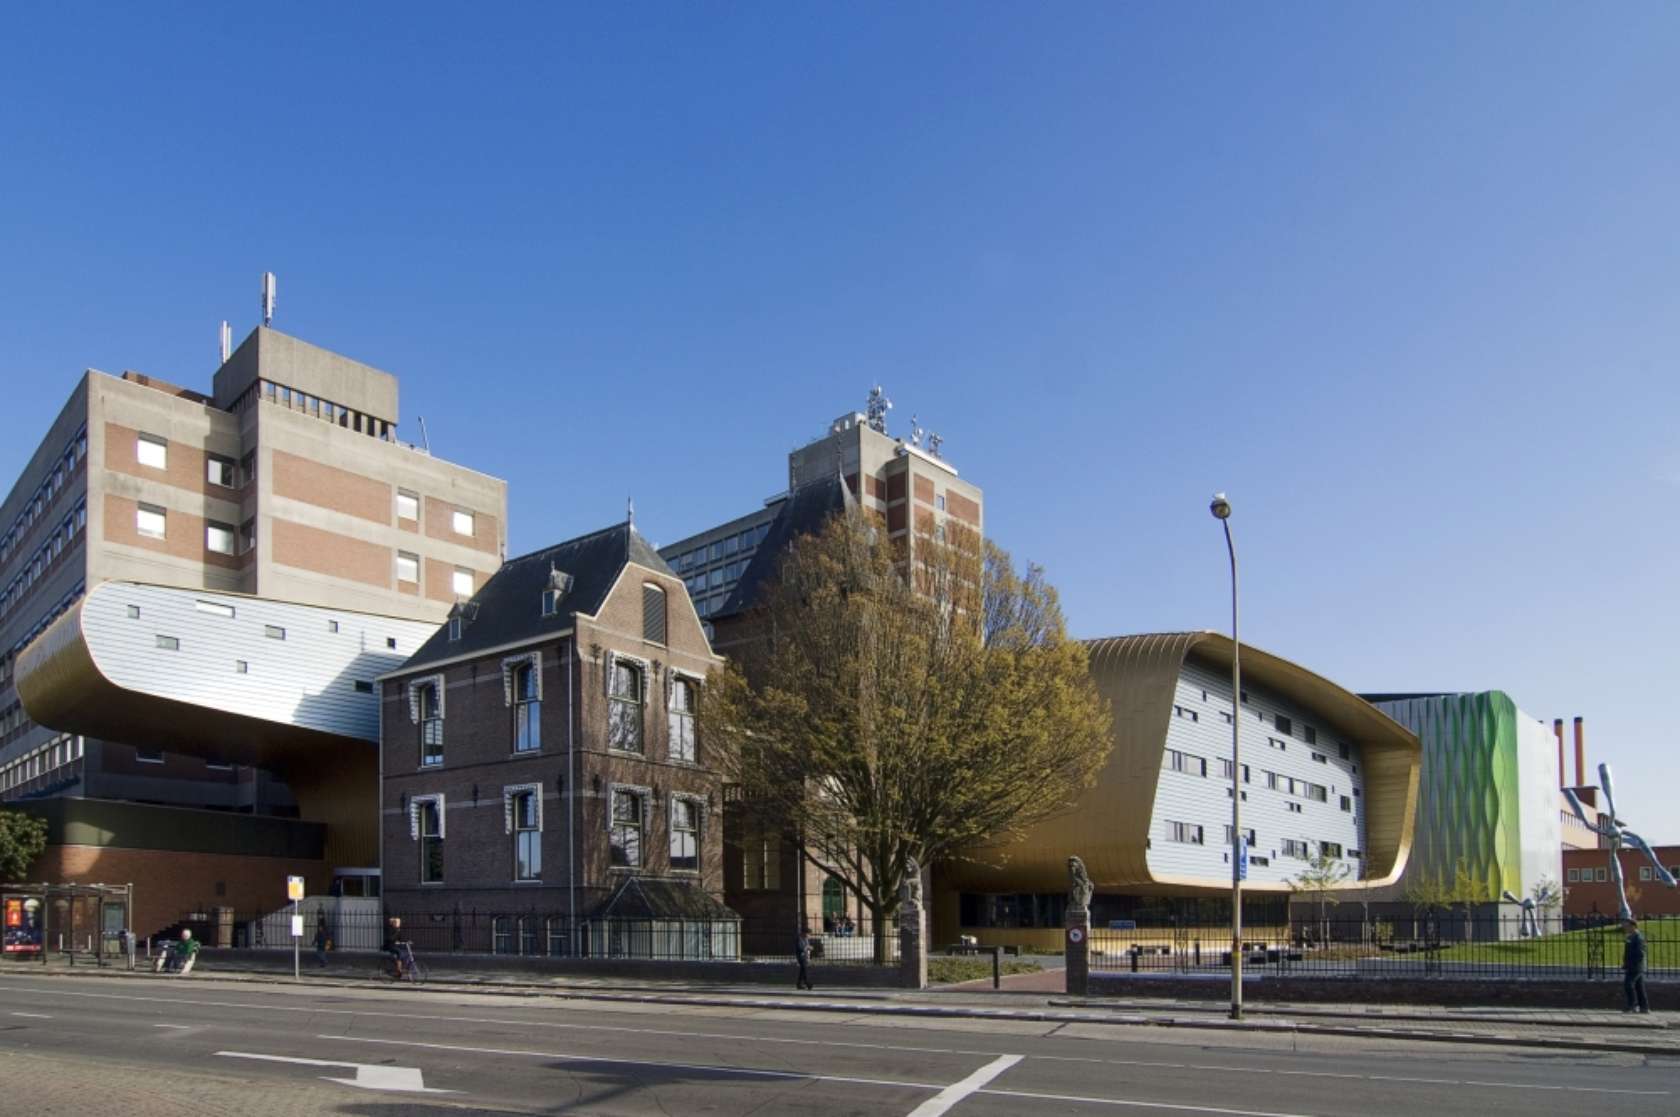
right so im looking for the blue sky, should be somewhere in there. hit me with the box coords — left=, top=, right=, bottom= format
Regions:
left=3, top=6, right=1678, bottom=837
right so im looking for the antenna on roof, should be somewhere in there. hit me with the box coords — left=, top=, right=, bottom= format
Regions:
left=260, top=272, right=277, bottom=326
left=626, top=497, right=635, bottom=528
left=908, top=413, right=924, bottom=448
left=417, top=416, right=431, bottom=454
left=218, top=321, right=232, bottom=365
left=927, top=432, right=944, bottom=458
left=865, top=385, right=892, bottom=433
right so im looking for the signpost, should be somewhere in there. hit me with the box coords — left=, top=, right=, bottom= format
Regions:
left=287, top=876, right=304, bottom=979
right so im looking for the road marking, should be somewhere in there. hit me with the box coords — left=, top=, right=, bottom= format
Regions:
left=153, top=1023, right=191, bottom=1030
left=979, top=1086, right=1318, bottom=1115
left=908, top=1055, right=1022, bottom=1116
left=216, top=1051, right=448, bottom=1093
left=10, top=1012, right=52, bottom=1019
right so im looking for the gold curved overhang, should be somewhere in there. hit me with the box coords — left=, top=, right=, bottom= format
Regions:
left=944, top=631, right=1421, bottom=897
left=15, top=598, right=362, bottom=771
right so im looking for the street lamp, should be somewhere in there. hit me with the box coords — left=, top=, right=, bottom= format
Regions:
left=1209, top=492, right=1243, bottom=1020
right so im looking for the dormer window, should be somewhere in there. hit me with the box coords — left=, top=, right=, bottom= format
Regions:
left=448, top=616, right=462, bottom=641
left=543, top=566, right=574, bottom=617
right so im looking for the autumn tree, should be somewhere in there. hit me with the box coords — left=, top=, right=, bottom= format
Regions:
left=0, top=809, right=48, bottom=881
left=704, top=507, right=1108, bottom=962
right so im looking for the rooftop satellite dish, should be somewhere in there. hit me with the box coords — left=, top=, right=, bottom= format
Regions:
left=261, top=272, right=277, bottom=326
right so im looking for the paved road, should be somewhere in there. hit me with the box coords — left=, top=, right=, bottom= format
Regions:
left=0, top=973, right=1676, bottom=1115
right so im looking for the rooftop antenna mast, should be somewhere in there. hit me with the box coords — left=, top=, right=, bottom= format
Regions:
left=261, top=272, right=277, bottom=327
left=218, top=321, right=232, bottom=365
left=865, top=385, right=892, bottom=434
left=416, top=416, right=432, bottom=454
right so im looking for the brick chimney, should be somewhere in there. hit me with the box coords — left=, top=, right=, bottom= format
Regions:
left=1554, top=718, right=1566, bottom=788
left=1574, top=716, right=1586, bottom=788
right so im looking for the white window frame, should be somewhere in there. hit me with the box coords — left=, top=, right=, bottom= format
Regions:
left=669, top=795, right=703, bottom=874
left=606, top=651, right=650, bottom=754
left=136, top=504, right=167, bottom=540
left=608, top=783, right=650, bottom=869
left=206, top=521, right=235, bottom=555
left=411, top=793, right=446, bottom=883
left=666, top=669, right=701, bottom=765
left=396, top=551, right=420, bottom=584
left=396, top=490, right=420, bottom=521
left=137, top=434, right=168, bottom=469
left=505, top=783, right=544, bottom=882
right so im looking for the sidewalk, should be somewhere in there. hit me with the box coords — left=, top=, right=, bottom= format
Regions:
left=17, top=952, right=1680, bottom=1058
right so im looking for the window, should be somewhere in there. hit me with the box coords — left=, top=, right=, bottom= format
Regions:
left=452, top=509, right=475, bottom=536
left=1305, top=783, right=1328, bottom=803
left=1287, top=802, right=1303, bottom=814
left=1265, top=771, right=1282, bottom=791
left=513, top=661, right=540, bottom=752
left=1220, top=758, right=1234, bottom=780
left=239, top=518, right=257, bottom=554
left=418, top=682, right=444, bottom=766
left=136, top=749, right=165, bottom=764
left=194, top=599, right=235, bottom=618
left=668, top=676, right=697, bottom=764
left=397, top=490, right=419, bottom=521
left=742, top=826, right=781, bottom=890
left=136, top=504, right=167, bottom=539
left=155, top=635, right=179, bottom=651
left=1320, top=841, right=1344, bottom=859
left=1268, top=737, right=1287, bottom=751
left=1310, top=752, right=1327, bottom=764
left=448, top=616, right=462, bottom=641
left=1250, top=855, right=1271, bottom=867
left=1275, top=715, right=1293, bottom=737
left=610, top=788, right=645, bottom=868
left=608, top=658, right=644, bottom=753
left=137, top=434, right=167, bottom=469
left=542, top=588, right=561, bottom=616
left=1282, top=839, right=1310, bottom=859
left=354, top=680, right=373, bottom=693
left=235, top=660, right=248, bottom=674
left=419, top=798, right=444, bottom=882
left=1173, top=705, right=1199, bottom=723
left=513, top=789, right=541, bottom=880
left=1224, top=826, right=1256, bottom=847
left=670, top=798, right=700, bottom=873
left=240, top=450, right=257, bottom=485
left=207, top=455, right=236, bottom=488
left=206, top=521, right=235, bottom=555
left=936, top=494, right=946, bottom=511
left=265, top=625, right=285, bottom=640
left=1567, top=868, right=1580, bottom=882
left=642, top=584, right=667, bottom=644
left=452, top=568, right=474, bottom=597
left=1303, top=725, right=1317, bottom=745
left=1339, top=742, right=1351, bottom=760
left=1641, top=866, right=1653, bottom=882
left=396, top=551, right=419, bottom=583
left=1340, top=795, right=1352, bottom=812
left=327, top=619, right=340, bottom=633
left=1166, top=749, right=1206, bottom=777
left=1167, top=820, right=1204, bottom=845
left=1597, top=868, right=1609, bottom=882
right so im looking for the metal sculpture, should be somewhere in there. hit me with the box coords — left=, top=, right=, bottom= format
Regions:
left=1565, top=762, right=1676, bottom=922
left=1499, top=885, right=1555, bottom=939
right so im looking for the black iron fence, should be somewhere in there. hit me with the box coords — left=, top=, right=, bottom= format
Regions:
left=1087, top=913, right=1677, bottom=980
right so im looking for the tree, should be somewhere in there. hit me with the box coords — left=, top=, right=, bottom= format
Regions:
left=1288, top=851, right=1350, bottom=947
left=0, top=809, right=48, bottom=881
left=1448, top=859, right=1488, bottom=943
left=704, top=507, right=1109, bottom=962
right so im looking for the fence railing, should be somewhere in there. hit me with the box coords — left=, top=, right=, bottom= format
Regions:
left=1086, top=913, right=1674, bottom=980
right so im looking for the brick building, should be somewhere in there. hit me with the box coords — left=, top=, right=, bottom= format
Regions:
left=379, top=520, right=735, bottom=954
left=1564, top=846, right=1680, bottom=920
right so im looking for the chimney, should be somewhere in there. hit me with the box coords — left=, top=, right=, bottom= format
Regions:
left=1554, top=718, right=1566, bottom=788
left=1574, top=716, right=1586, bottom=788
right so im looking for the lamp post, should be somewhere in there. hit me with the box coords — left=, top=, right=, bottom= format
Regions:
left=1210, top=492, right=1242, bottom=1020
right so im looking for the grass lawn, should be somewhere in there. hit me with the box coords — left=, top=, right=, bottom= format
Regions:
left=928, top=956, right=1042, bottom=985
left=1430, top=921, right=1677, bottom=968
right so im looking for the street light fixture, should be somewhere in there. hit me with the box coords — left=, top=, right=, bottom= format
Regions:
left=1209, top=492, right=1242, bottom=1020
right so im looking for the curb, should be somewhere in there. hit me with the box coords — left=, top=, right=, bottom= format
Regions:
left=1049, top=998, right=1673, bottom=1032
left=20, top=964, right=1680, bottom=1058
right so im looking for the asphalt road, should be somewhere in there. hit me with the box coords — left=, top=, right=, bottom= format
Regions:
left=0, top=973, right=1676, bottom=1115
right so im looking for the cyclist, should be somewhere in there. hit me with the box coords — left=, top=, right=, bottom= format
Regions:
left=382, top=916, right=405, bottom=979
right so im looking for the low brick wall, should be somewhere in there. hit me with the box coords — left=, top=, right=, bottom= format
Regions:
left=1089, top=973, right=1659, bottom=1010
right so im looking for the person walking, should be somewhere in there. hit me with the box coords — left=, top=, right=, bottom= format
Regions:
left=795, top=925, right=813, bottom=991
left=313, top=914, right=330, bottom=968
left=1623, top=918, right=1649, bottom=1014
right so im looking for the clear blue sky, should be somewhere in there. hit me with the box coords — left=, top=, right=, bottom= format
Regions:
left=4, top=6, right=1678, bottom=837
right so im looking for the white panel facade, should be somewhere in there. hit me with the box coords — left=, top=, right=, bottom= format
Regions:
left=1146, top=659, right=1367, bottom=887
left=81, top=582, right=436, bottom=740
left=1516, top=709, right=1564, bottom=896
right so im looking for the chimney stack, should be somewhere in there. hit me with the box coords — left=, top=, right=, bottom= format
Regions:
left=1574, top=716, right=1586, bottom=788
left=1554, top=718, right=1566, bottom=788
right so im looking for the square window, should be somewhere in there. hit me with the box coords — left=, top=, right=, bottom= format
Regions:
left=397, top=551, right=419, bottom=583
left=236, top=661, right=248, bottom=674
left=328, top=620, right=339, bottom=633
left=265, top=625, right=285, bottom=640
left=397, top=490, right=419, bottom=521
left=207, top=455, right=236, bottom=488
left=452, top=509, right=475, bottom=536
left=126, top=605, right=141, bottom=619
left=452, top=568, right=474, bottom=597
left=136, top=504, right=167, bottom=539
left=137, top=434, right=167, bottom=469
left=206, top=521, right=235, bottom=555
left=155, top=635, right=179, bottom=651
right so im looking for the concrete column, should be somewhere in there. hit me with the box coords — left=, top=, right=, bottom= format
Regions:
left=1065, top=905, right=1091, bottom=996
left=211, top=906, right=236, bottom=949
left=899, top=902, right=927, bottom=990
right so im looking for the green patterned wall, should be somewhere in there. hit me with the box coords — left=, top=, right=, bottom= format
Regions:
left=1373, top=692, right=1521, bottom=900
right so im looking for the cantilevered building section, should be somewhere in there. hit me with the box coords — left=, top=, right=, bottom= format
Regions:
left=939, top=632, right=1420, bottom=940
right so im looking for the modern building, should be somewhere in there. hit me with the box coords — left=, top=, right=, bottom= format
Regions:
left=2, top=324, right=506, bottom=812
left=659, top=392, right=982, bottom=626
left=937, top=633, right=1422, bottom=947
left=1364, top=692, right=1564, bottom=906
left=377, top=520, right=735, bottom=956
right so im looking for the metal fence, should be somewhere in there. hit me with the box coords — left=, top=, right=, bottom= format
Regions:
left=1087, top=913, right=1677, bottom=980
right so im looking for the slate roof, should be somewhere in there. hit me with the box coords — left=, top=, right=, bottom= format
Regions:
left=587, top=876, right=741, bottom=922
left=713, top=474, right=853, bottom=621
left=399, top=520, right=674, bottom=672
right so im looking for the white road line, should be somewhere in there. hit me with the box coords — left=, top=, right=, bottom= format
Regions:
left=978, top=1087, right=1317, bottom=1116
left=907, top=1055, right=1023, bottom=1117
left=153, top=1023, right=191, bottom=1029
left=10, top=1012, right=52, bottom=1019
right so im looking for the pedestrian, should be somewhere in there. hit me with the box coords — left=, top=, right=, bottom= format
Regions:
left=1623, top=918, right=1649, bottom=1014
left=795, top=925, right=813, bottom=991
left=313, top=914, right=330, bottom=968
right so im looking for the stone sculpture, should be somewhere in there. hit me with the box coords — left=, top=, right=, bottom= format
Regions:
left=1068, top=855, right=1094, bottom=912
left=900, top=856, right=923, bottom=907
left=1565, top=763, right=1676, bottom=923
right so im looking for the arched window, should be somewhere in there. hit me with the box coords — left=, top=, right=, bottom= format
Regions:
left=418, top=682, right=443, bottom=767
left=668, top=676, right=697, bottom=764
left=608, top=659, right=644, bottom=753
left=642, top=583, right=667, bottom=644
left=513, top=661, right=540, bottom=752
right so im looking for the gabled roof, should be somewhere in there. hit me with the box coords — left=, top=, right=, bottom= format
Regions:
left=399, top=520, right=674, bottom=672
left=713, top=474, right=853, bottom=620
left=588, top=876, right=740, bottom=921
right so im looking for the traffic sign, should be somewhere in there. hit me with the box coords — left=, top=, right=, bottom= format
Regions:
left=286, top=875, right=305, bottom=902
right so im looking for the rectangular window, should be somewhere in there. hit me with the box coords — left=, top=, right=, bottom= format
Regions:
left=452, top=568, right=474, bottom=597
left=514, top=662, right=541, bottom=752
left=1220, top=758, right=1234, bottom=780
left=1250, top=855, right=1271, bottom=867
left=1282, top=839, right=1310, bottom=859
left=1340, top=795, right=1352, bottom=812
left=1320, top=841, right=1344, bottom=859
left=742, top=827, right=782, bottom=890
left=610, top=788, right=645, bottom=868
left=419, top=683, right=443, bottom=767
left=137, top=434, right=167, bottom=469
left=1339, top=742, right=1351, bottom=760
left=239, top=518, right=257, bottom=554
left=1303, top=725, right=1317, bottom=745
left=240, top=450, right=257, bottom=486
left=155, top=635, right=179, bottom=651
left=513, top=790, right=541, bottom=880
left=136, top=749, right=165, bottom=764
left=1167, top=820, right=1204, bottom=845
left=1166, top=749, right=1206, bottom=777
left=670, top=798, right=700, bottom=873
left=136, top=504, right=167, bottom=539
left=1597, top=868, right=1609, bottom=882
left=396, top=551, right=419, bottom=583
left=642, top=583, right=667, bottom=644
left=1224, top=825, right=1256, bottom=847
left=608, top=659, right=644, bottom=753
left=207, top=455, right=236, bottom=488
left=1306, top=783, right=1328, bottom=803
left=194, top=599, right=235, bottom=618
left=265, top=625, right=285, bottom=640
left=235, top=660, right=248, bottom=674
left=353, top=680, right=373, bottom=693
left=452, top=509, right=475, bottom=536
left=397, top=490, right=419, bottom=521
left=1274, top=715, right=1293, bottom=737
left=1641, top=866, right=1653, bottom=882
left=668, top=676, right=697, bottom=764
left=206, top=521, right=236, bottom=555
left=419, top=799, right=444, bottom=882
left=1567, top=868, right=1580, bottom=882
left=1310, top=752, right=1327, bottom=764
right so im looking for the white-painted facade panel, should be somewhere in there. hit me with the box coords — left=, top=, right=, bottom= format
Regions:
left=1517, top=710, right=1565, bottom=894
left=1146, top=659, right=1366, bottom=886
left=81, top=582, right=437, bottom=740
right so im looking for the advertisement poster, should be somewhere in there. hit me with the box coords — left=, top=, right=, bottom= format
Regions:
left=3, top=896, right=43, bottom=954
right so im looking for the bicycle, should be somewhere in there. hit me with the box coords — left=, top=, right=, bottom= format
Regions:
left=388, top=940, right=427, bottom=985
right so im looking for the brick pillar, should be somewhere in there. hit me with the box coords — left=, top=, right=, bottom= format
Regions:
left=899, top=901, right=927, bottom=990
left=211, top=906, right=236, bottom=949
left=1065, top=905, right=1091, bottom=996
